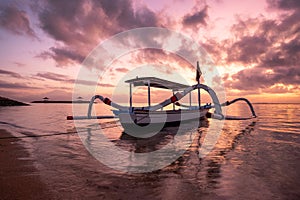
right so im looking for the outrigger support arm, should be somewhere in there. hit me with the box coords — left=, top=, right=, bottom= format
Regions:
left=87, top=95, right=128, bottom=118
left=176, top=97, right=257, bottom=120
left=70, top=84, right=257, bottom=121
left=221, top=98, right=257, bottom=118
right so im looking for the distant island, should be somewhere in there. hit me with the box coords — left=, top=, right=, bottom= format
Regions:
left=0, top=96, right=29, bottom=106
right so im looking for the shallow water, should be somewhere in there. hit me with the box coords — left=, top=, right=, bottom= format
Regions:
left=0, top=103, right=299, bottom=199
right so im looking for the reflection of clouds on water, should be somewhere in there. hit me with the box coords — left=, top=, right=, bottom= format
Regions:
left=1, top=104, right=299, bottom=199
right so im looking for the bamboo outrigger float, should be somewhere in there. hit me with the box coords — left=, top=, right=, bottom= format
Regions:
left=67, top=63, right=257, bottom=134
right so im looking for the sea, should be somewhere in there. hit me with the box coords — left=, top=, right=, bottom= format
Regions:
left=0, top=103, right=299, bottom=199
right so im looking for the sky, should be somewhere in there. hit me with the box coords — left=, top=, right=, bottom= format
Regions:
left=0, top=0, right=299, bottom=103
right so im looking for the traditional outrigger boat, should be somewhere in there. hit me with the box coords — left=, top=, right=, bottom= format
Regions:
left=67, top=63, right=257, bottom=134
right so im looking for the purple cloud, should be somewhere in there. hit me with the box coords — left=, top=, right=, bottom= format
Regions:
left=0, top=69, right=22, bottom=78
left=267, top=0, right=300, bottom=10
left=208, top=4, right=300, bottom=94
left=227, top=66, right=300, bottom=91
left=0, top=4, right=37, bottom=38
left=37, top=0, right=160, bottom=67
left=36, top=72, right=70, bottom=82
left=0, top=80, right=39, bottom=89
left=36, top=72, right=111, bottom=87
left=182, top=6, right=208, bottom=27
left=37, top=47, right=85, bottom=66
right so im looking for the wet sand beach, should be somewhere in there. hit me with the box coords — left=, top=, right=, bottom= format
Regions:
left=0, top=127, right=223, bottom=200
left=0, top=129, right=50, bottom=200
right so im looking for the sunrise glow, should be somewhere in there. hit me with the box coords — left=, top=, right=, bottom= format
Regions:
left=0, top=0, right=299, bottom=103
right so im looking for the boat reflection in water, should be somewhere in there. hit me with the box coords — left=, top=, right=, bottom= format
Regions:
left=81, top=117, right=212, bottom=173
left=79, top=115, right=256, bottom=198
left=117, top=117, right=210, bottom=153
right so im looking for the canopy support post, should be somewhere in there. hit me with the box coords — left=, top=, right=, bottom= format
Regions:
left=129, top=83, right=132, bottom=109
left=148, top=80, right=151, bottom=107
left=173, top=90, right=175, bottom=110
left=189, top=92, right=192, bottom=110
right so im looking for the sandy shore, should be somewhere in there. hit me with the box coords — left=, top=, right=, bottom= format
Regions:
left=0, top=129, right=50, bottom=200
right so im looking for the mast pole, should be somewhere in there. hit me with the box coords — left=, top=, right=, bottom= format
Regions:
left=189, top=92, right=192, bottom=109
left=173, top=90, right=175, bottom=110
left=196, top=61, right=202, bottom=110
left=198, top=81, right=200, bottom=109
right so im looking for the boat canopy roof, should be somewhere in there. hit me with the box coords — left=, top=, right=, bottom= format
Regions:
left=125, top=77, right=190, bottom=91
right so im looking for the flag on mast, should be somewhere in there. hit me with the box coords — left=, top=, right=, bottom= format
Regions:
left=196, top=61, right=202, bottom=83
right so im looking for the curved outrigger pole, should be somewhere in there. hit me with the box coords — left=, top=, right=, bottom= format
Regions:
left=85, top=83, right=223, bottom=118
left=82, top=83, right=256, bottom=121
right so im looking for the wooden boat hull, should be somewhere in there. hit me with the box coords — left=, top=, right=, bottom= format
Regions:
left=119, top=109, right=209, bottom=135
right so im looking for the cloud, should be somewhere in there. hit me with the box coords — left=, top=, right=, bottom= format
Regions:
left=129, top=48, right=196, bottom=76
left=182, top=6, right=208, bottom=27
left=225, top=8, right=300, bottom=66
left=0, top=80, right=39, bottom=89
left=227, top=36, right=269, bottom=64
left=0, top=4, right=37, bottom=38
left=0, top=69, right=22, bottom=78
left=263, top=84, right=299, bottom=94
left=227, top=67, right=300, bottom=90
left=37, top=0, right=160, bottom=67
left=36, top=72, right=70, bottom=82
left=36, top=72, right=111, bottom=87
left=216, top=5, right=300, bottom=94
left=37, top=47, right=85, bottom=66
left=267, top=0, right=300, bottom=10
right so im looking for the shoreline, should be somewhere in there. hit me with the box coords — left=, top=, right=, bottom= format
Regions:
left=0, top=129, right=50, bottom=199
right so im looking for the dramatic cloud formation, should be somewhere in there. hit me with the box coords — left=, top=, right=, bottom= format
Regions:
left=37, top=0, right=160, bottom=66
left=213, top=0, right=300, bottom=95
left=0, top=0, right=299, bottom=102
left=227, top=67, right=300, bottom=91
